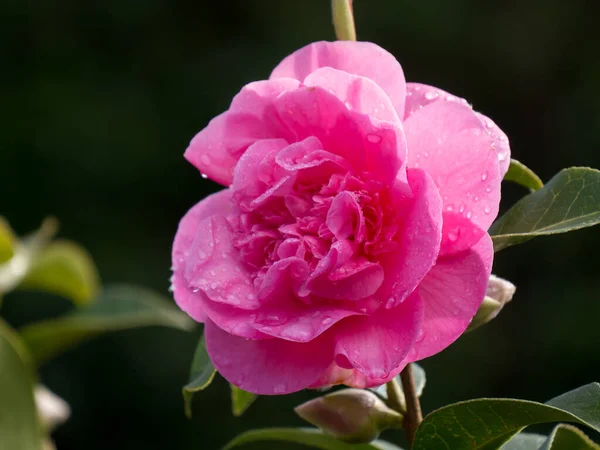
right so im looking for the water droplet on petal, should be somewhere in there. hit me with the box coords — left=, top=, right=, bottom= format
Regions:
left=447, top=228, right=460, bottom=242
left=425, top=91, right=439, bottom=101
left=322, top=317, right=333, bottom=325
left=484, top=204, right=491, bottom=214
left=367, top=134, right=382, bottom=144
left=385, top=298, right=396, bottom=309
left=200, top=154, right=211, bottom=165
left=485, top=186, right=492, bottom=193
left=466, top=211, right=472, bottom=219
left=201, top=173, right=208, bottom=179
left=446, top=204, right=454, bottom=211
left=481, top=172, right=488, bottom=181
left=459, top=205, right=465, bottom=213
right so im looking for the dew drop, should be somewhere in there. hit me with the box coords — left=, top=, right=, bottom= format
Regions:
left=322, top=317, right=333, bottom=325
left=273, top=384, right=286, bottom=394
left=200, top=154, right=211, bottom=165
left=447, top=228, right=459, bottom=242
left=446, top=204, right=454, bottom=211
left=485, top=186, right=492, bottom=193
left=481, top=172, right=488, bottom=181
left=445, top=94, right=456, bottom=102
left=459, top=204, right=465, bottom=213
left=466, top=211, right=473, bottom=219
left=484, top=204, right=491, bottom=214
left=192, top=287, right=200, bottom=293
left=210, top=270, right=216, bottom=276
left=425, top=91, right=439, bottom=101
left=385, top=298, right=396, bottom=309
left=367, top=134, right=382, bottom=144
left=201, top=173, right=208, bottom=179
left=474, top=196, right=479, bottom=202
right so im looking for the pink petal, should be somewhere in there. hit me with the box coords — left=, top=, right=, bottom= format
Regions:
left=231, top=138, right=294, bottom=210
left=440, top=211, right=486, bottom=257
left=171, top=190, right=233, bottom=322
left=376, top=168, right=443, bottom=308
left=253, top=305, right=358, bottom=343
left=270, top=41, right=407, bottom=118
left=332, top=292, right=423, bottom=381
left=306, top=240, right=384, bottom=301
left=184, top=215, right=258, bottom=310
left=185, top=78, right=300, bottom=186
left=304, top=67, right=400, bottom=125
left=274, top=85, right=406, bottom=184
left=326, top=191, right=365, bottom=242
left=404, top=83, right=510, bottom=176
left=275, top=136, right=352, bottom=173
left=199, top=298, right=268, bottom=339
left=403, top=100, right=502, bottom=231
left=407, top=232, right=494, bottom=362
left=204, top=319, right=334, bottom=395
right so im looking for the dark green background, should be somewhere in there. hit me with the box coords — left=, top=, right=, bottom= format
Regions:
left=1, top=0, right=599, bottom=449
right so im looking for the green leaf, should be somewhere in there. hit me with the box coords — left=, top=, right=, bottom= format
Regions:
left=221, top=427, right=403, bottom=450
left=0, top=218, right=58, bottom=296
left=182, top=335, right=216, bottom=419
left=230, top=384, right=257, bottom=417
left=374, top=363, right=426, bottom=405
left=540, top=424, right=600, bottom=450
left=504, top=159, right=544, bottom=192
left=19, top=284, right=194, bottom=365
left=490, top=167, right=600, bottom=252
left=500, top=433, right=547, bottom=449
left=0, top=217, right=16, bottom=264
left=19, top=240, right=100, bottom=306
left=0, top=318, right=44, bottom=450
left=413, top=383, right=600, bottom=450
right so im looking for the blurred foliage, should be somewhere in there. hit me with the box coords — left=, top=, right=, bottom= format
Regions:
left=1, top=0, right=599, bottom=449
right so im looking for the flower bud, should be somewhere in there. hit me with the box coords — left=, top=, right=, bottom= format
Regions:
left=467, top=274, right=516, bottom=331
left=35, top=385, right=70, bottom=431
left=294, top=388, right=402, bottom=443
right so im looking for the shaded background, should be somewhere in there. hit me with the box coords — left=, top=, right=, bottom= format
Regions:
left=1, top=0, right=600, bottom=448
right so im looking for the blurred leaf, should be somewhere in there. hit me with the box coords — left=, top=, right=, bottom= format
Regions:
left=413, top=383, right=600, bottom=450
left=0, top=218, right=58, bottom=296
left=540, top=424, right=600, bottom=449
left=19, top=240, right=100, bottom=306
left=490, top=168, right=600, bottom=252
left=374, top=363, right=426, bottom=409
left=504, top=159, right=544, bottom=192
left=0, top=318, right=44, bottom=450
left=221, top=427, right=404, bottom=450
left=0, top=217, right=16, bottom=263
left=182, top=335, right=216, bottom=419
left=500, top=433, right=547, bottom=449
left=19, top=284, right=194, bottom=365
left=230, top=384, right=257, bottom=417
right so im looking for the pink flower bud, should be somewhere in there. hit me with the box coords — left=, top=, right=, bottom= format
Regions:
left=295, top=388, right=402, bottom=443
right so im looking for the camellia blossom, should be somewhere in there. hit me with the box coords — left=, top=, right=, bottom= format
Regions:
left=172, top=41, right=510, bottom=395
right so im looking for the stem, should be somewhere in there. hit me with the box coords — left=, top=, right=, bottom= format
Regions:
left=331, top=0, right=356, bottom=41
left=400, top=364, right=423, bottom=447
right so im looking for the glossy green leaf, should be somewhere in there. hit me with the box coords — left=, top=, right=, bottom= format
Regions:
left=540, top=424, right=600, bottom=450
left=19, top=284, right=194, bottom=365
left=500, top=433, right=547, bottom=449
left=413, top=383, right=600, bottom=450
left=230, top=384, right=257, bottom=417
left=222, top=427, right=403, bottom=450
left=19, top=240, right=100, bottom=306
left=182, top=335, right=216, bottom=419
left=490, top=167, right=600, bottom=252
left=0, top=218, right=58, bottom=296
left=0, top=318, right=43, bottom=450
left=504, top=159, right=544, bottom=192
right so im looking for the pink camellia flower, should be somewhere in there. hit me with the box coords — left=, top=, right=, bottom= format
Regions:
left=172, top=41, right=510, bottom=395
